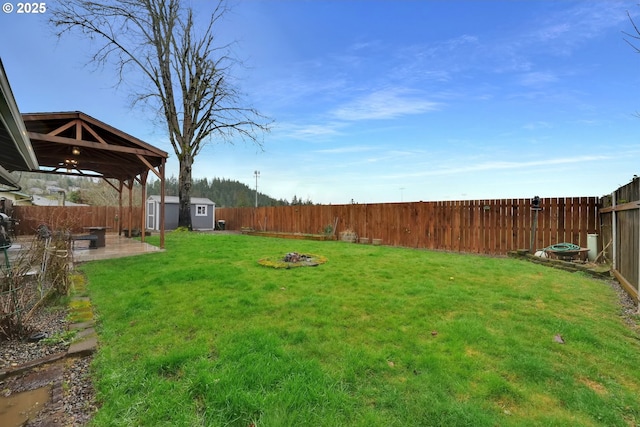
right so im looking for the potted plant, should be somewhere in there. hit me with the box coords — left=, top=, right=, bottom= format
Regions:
left=339, top=228, right=357, bottom=243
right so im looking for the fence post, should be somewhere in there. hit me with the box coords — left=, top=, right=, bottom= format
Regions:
left=612, top=192, right=617, bottom=271
left=529, top=196, right=541, bottom=253
left=637, top=200, right=640, bottom=313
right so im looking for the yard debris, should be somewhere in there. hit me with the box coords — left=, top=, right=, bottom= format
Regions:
left=387, top=360, right=395, bottom=368
left=554, top=334, right=565, bottom=344
left=431, top=330, right=438, bottom=336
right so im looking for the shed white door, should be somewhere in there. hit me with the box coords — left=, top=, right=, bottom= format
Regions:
left=147, top=201, right=156, bottom=230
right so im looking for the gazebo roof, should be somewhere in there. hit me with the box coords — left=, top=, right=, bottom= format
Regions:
left=22, top=111, right=168, bottom=181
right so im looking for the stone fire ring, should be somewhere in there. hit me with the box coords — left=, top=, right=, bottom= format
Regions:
left=258, top=252, right=327, bottom=269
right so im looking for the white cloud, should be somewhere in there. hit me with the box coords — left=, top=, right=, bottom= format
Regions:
left=331, top=88, right=440, bottom=121
left=519, top=71, right=559, bottom=87
left=523, top=121, right=552, bottom=130
left=382, top=154, right=610, bottom=180
left=315, top=145, right=376, bottom=154
left=275, top=122, right=344, bottom=140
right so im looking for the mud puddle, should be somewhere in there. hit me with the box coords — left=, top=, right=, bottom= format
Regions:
left=0, top=360, right=64, bottom=426
left=0, top=385, right=51, bottom=426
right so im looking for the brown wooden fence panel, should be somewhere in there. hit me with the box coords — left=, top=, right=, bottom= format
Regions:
left=571, top=197, right=581, bottom=246
left=215, top=196, right=599, bottom=256
left=618, top=210, right=638, bottom=286
left=599, top=177, right=640, bottom=302
left=12, top=205, right=142, bottom=235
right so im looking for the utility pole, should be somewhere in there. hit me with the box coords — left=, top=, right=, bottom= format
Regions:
left=254, top=170, right=260, bottom=207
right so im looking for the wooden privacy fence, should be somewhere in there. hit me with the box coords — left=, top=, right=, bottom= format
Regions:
left=12, top=206, right=143, bottom=235
left=216, top=197, right=599, bottom=256
left=600, top=178, right=640, bottom=302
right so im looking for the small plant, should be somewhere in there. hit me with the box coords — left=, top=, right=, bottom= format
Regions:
left=41, top=329, right=77, bottom=346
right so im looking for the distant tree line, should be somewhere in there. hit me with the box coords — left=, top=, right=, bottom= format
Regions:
left=147, top=176, right=314, bottom=207
left=13, top=172, right=314, bottom=207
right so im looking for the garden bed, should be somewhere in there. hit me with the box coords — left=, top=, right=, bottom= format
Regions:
left=508, top=249, right=611, bottom=278
left=242, top=230, right=335, bottom=241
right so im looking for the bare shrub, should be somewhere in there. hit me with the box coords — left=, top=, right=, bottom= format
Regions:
left=0, top=227, right=72, bottom=340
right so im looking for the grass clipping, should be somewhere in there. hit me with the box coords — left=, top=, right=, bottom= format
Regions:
left=258, top=252, right=327, bottom=269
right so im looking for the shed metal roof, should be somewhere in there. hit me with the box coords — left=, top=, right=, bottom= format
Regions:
left=148, top=195, right=215, bottom=205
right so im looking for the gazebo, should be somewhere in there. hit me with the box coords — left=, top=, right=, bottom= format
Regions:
left=21, top=111, right=169, bottom=248
left=0, top=59, right=169, bottom=248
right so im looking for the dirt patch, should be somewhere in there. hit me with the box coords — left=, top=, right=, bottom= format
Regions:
left=579, top=377, right=607, bottom=395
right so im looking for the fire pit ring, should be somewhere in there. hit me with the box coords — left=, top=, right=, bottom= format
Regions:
left=258, top=252, right=327, bottom=269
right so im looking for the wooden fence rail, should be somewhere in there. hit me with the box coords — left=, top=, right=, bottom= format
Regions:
left=216, top=197, right=599, bottom=256
left=12, top=206, right=143, bottom=235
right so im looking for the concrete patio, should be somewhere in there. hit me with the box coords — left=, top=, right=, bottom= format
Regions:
left=69, top=233, right=164, bottom=263
left=4, top=233, right=163, bottom=268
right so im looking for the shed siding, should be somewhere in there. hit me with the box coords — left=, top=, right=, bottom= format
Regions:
left=147, top=196, right=215, bottom=231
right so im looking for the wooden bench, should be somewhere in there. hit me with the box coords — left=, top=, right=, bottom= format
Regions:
left=71, top=234, right=99, bottom=249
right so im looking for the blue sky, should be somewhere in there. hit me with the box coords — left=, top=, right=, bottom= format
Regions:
left=2, top=1, right=640, bottom=204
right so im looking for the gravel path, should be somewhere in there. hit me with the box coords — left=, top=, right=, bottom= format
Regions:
left=605, top=278, right=640, bottom=330
left=1, top=306, right=97, bottom=426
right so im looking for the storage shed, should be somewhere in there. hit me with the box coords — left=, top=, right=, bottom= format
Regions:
left=147, top=195, right=215, bottom=231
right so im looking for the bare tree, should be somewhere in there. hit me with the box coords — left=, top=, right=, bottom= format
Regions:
left=625, top=10, right=640, bottom=52
left=624, top=10, right=640, bottom=120
left=50, top=0, right=271, bottom=228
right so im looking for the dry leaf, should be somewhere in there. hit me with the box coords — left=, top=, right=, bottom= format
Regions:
left=387, top=360, right=395, bottom=368
left=431, top=330, right=438, bottom=336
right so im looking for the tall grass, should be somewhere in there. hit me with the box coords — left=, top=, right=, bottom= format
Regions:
left=82, top=233, right=640, bottom=426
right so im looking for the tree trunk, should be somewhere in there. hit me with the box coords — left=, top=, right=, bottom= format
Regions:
left=178, top=153, right=193, bottom=229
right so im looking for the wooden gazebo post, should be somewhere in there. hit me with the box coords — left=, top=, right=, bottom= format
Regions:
left=160, top=158, right=165, bottom=249
left=139, top=171, right=148, bottom=243
left=127, top=179, right=133, bottom=238
left=117, top=180, right=124, bottom=235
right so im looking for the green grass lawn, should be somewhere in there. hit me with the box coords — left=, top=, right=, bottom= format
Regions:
left=81, top=232, right=640, bottom=426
